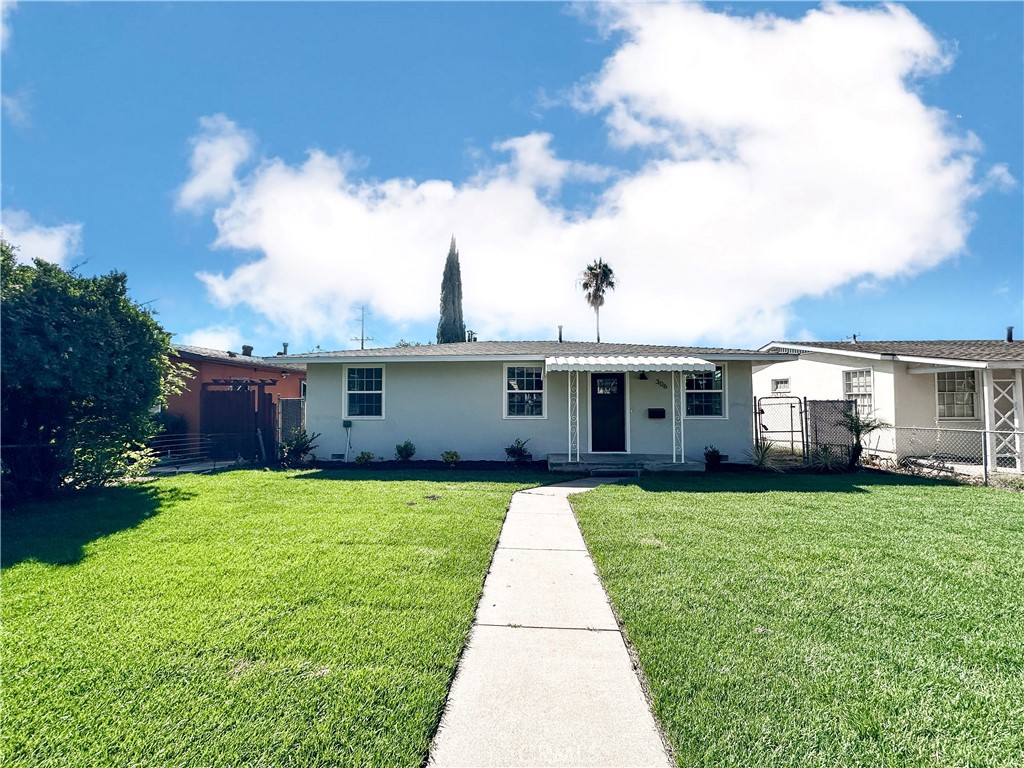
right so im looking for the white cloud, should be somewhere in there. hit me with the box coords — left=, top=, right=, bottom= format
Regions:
left=176, top=114, right=254, bottom=212
left=2, top=92, right=29, bottom=126
left=1, top=0, right=15, bottom=52
left=177, top=325, right=243, bottom=352
left=182, top=3, right=990, bottom=348
left=490, top=133, right=611, bottom=193
left=1, top=209, right=82, bottom=266
left=982, top=163, right=1017, bottom=193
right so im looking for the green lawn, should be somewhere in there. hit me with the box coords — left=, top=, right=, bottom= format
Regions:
left=571, top=473, right=1024, bottom=768
left=2, top=469, right=549, bottom=767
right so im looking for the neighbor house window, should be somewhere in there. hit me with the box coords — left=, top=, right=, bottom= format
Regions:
left=346, top=366, right=383, bottom=417
left=771, top=378, right=791, bottom=393
left=686, top=366, right=725, bottom=417
left=843, top=369, right=873, bottom=417
left=506, top=365, right=544, bottom=417
left=936, top=371, right=976, bottom=419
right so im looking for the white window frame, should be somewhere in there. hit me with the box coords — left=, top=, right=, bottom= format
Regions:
left=503, top=363, right=546, bottom=419
left=842, top=368, right=874, bottom=417
left=935, top=370, right=977, bottom=420
left=344, top=365, right=385, bottom=420
left=685, top=364, right=727, bottom=419
left=771, top=378, right=791, bottom=393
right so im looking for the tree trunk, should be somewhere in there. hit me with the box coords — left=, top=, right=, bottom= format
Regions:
left=595, top=307, right=601, bottom=343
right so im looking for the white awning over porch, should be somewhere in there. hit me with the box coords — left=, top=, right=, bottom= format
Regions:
left=545, top=355, right=715, bottom=372
left=548, top=356, right=714, bottom=464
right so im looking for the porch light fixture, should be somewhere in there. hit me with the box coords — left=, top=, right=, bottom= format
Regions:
left=638, top=371, right=649, bottom=380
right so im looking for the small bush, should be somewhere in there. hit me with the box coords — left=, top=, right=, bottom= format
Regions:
left=280, top=430, right=321, bottom=468
left=354, top=451, right=375, bottom=464
left=441, top=450, right=461, bottom=468
left=395, top=440, right=416, bottom=461
left=703, top=445, right=722, bottom=470
left=748, top=440, right=785, bottom=473
left=808, top=444, right=848, bottom=473
left=505, top=438, right=532, bottom=464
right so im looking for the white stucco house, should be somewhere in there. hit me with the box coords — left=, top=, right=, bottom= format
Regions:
left=752, top=337, right=1024, bottom=473
left=279, top=341, right=794, bottom=469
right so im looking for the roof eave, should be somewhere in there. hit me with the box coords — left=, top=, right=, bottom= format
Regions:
left=760, top=342, right=885, bottom=361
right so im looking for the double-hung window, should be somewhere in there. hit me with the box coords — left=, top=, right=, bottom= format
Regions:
left=843, top=369, right=873, bottom=417
left=506, top=365, right=544, bottom=417
left=936, top=371, right=976, bottom=419
left=346, top=366, right=383, bottom=417
left=686, top=366, right=725, bottom=417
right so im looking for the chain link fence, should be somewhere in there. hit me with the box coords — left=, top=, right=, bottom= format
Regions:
left=867, top=426, right=1024, bottom=486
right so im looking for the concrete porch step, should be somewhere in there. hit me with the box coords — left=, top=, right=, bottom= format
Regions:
left=589, top=467, right=644, bottom=478
left=547, top=453, right=705, bottom=475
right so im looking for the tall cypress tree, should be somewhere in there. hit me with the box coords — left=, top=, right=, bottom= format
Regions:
left=436, top=236, right=466, bottom=344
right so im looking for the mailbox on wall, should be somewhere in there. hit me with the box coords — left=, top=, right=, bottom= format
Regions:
left=647, top=408, right=666, bottom=419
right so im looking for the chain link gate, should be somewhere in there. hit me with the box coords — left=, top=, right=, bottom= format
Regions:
left=755, top=396, right=805, bottom=455
left=278, top=397, right=305, bottom=444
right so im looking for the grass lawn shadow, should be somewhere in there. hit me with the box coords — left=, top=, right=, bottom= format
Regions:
left=631, top=468, right=961, bottom=494
left=290, top=467, right=560, bottom=485
left=2, top=483, right=193, bottom=569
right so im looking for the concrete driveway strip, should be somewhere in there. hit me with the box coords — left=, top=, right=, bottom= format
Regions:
left=428, top=479, right=672, bottom=768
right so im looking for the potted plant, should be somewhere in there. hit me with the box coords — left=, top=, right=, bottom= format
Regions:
left=703, top=444, right=722, bottom=471
left=505, top=438, right=532, bottom=465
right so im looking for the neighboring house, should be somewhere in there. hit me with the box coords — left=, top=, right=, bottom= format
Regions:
left=165, top=344, right=306, bottom=458
left=752, top=337, right=1024, bottom=472
left=277, top=341, right=794, bottom=468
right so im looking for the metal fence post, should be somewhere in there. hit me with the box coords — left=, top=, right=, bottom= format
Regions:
left=982, top=430, right=989, bottom=486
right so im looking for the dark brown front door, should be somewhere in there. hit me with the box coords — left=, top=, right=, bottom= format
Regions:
left=591, top=373, right=626, bottom=452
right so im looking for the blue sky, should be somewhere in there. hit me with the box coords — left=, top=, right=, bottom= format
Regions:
left=2, top=1, right=1021, bottom=354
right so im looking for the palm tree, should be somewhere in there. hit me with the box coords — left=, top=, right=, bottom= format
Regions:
left=840, top=409, right=890, bottom=470
left=580, top=259, right=616, bottom=343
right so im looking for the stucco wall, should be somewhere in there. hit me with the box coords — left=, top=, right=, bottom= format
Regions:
left=753, top=354, right=898, bottom=454
left=753, top=354, right=897, bottom=424
left=307, top=360, right=568, bottom=462
left=306, top=360, right=757, bottom=463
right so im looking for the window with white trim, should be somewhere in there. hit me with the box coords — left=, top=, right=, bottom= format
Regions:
left=686, top=366, right=725, bottom=417
left=506, top=365, right=544, bottom=417
left=936, top=371, right=976, bottom=419
left=843, top=369, right=873, bottom=416
left=771, top=378, right=791, bottom=393
left=346, top=366, right=383, bottom=417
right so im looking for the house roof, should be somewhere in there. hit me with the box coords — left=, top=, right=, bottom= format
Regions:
left=546, top=355, right=716, bottom=372
left=762, top=340, right=1024, bottom=366
left=172, top=344, right=306, bottom=372
left=278, top=341, right=795, bottom=364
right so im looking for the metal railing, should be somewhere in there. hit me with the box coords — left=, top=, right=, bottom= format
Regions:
left=147, top=432, right=261, bottom=472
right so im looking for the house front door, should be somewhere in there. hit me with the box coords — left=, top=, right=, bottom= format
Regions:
left=591, top=373, right=626, bottom=452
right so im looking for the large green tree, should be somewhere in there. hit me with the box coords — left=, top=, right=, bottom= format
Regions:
left=436, top=236, right=466, bottom=344
left=580, top=258, right=616, bottom=343
left=1, top=239, right=184, bottom=500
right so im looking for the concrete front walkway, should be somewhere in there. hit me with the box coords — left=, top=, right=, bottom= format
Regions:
left=428, top=479, right=672, bottom=767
